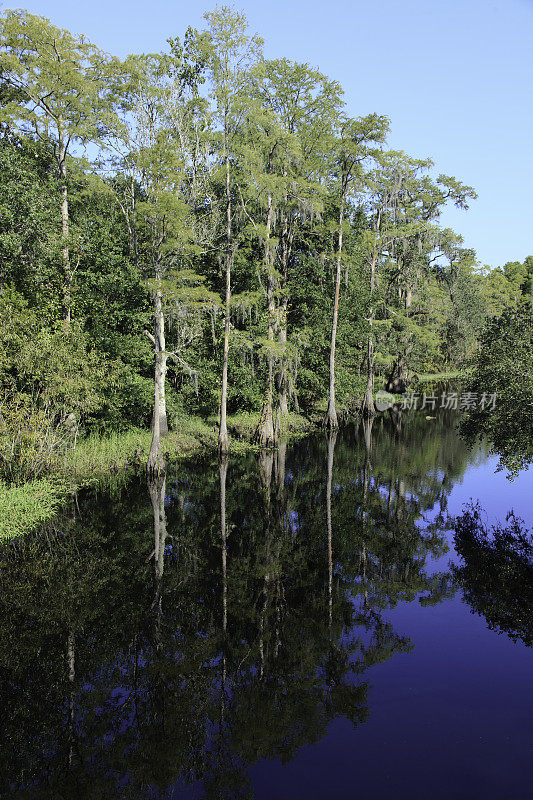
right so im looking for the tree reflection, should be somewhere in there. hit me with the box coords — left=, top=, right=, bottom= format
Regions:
left=454, top=503, right=533, bottom=646
left=0, top=411, right=475, bottom=799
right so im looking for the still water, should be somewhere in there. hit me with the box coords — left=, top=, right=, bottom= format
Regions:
left=1, top=410, right=532, bottom=799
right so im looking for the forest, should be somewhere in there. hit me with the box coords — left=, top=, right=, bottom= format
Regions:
left=0, top=7, right=532, bottom=491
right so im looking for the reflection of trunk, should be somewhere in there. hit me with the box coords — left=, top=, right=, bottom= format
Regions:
left=275, top=439, right=286, bottom=497
left=219, top=454, right=229, bottom=637
left=148, top=473, right=167, bottom=650
left=326, top=431, right=337, bottom=630
left=219, top=453, right=229, bottom=700
left=67, top=629, right=75, bottom=767
left=149, top=474, right=167, bottom=582
left=363, top=416, right=373, bottom=458
left=388, top=403, right=403, bottom=436
left=324, top=193, right=345, bottom=430
left=362, top=417, right=373, bottom=521
left=256, top=189, right=277, bottom=447
left=59, top=129, right=71, bottom=326
left=395, top=478, right=406, bottom=522
left=258, top=449, right=274, bottom=676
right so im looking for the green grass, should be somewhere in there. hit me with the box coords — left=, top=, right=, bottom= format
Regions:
left=0, top=478, right=68, bottom=541
left=416, top=370, right=463, bottom=382
left=63, top=417, right=216, bottom=483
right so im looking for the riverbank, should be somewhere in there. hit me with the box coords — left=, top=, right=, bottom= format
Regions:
left=0, top=410, right=316, bottom=541
left=62, top=409, right=317, bottom=485
left=0, top=372, right=464, bottom=541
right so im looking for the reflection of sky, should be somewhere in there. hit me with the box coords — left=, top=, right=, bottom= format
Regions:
left=430, top=452, right=532, bottom=573
left=249, top=448, right=533, bottom=800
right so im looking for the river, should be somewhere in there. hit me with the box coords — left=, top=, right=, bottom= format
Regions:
left=0, top=408, right=531, bottom=799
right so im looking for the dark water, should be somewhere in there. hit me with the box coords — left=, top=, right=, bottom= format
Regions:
left=1, top=410, right=532, bottom=800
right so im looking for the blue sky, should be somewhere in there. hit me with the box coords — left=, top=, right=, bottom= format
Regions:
left=6, top=0, right=533, bottom=268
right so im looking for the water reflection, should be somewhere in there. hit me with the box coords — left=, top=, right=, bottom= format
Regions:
left=0, top=410, right=476, bottom=799
left=454, top=503, right=533, bottom=647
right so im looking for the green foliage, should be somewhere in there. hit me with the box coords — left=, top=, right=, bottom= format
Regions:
left=461, top=306, right=533, bottom=476
left=0, top=132, right=59, bottom=310
left=0, top=290, right=109, bottom=479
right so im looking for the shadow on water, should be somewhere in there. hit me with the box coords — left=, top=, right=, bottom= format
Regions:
left=0, top=409, right=494, bottom=799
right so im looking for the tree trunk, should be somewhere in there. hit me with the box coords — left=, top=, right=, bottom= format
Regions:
left=362, top=244, right=378, bottom=418
left=362, top=334, right=376, bottom=417
left=256, top=192, right=276, bottom=447
left=277, top=316, right=289, bottom=417
left=147, top=286, right=166, bottom=476
left=277, top=208, right=291, bottom=419
left=131, top=174, right=138, bottom=266
left=385, top=354, right=406, bottom=394
left=219, top=140, right=232, bottom=455
left=151, top=285, right=169, bottom=437
left=324, top=194, right=345, bottom=429
left=59, top=130, right=71, bottom=326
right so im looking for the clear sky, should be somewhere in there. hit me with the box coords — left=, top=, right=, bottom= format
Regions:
left=4, top=0, right=533, bottom=268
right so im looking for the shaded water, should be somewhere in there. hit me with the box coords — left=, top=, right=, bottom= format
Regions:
left=1, top=410, right=532, bottom=799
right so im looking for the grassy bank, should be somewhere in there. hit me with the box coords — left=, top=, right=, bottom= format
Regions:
left=0, top=479, right=68, bottom=541
left=417, top=370, right=464, bottom=383
left=62, top=410, right=315, bottom=484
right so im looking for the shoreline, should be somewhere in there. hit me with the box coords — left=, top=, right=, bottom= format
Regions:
left=0, top=373, right=463, bottom=541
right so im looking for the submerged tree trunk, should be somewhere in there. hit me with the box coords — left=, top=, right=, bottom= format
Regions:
left=219, top=144, right=232, bottom=455
left=324, top=194, right=345, bottom=430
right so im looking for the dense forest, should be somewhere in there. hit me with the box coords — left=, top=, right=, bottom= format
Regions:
left=0, top=7, right=532, bottom=483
